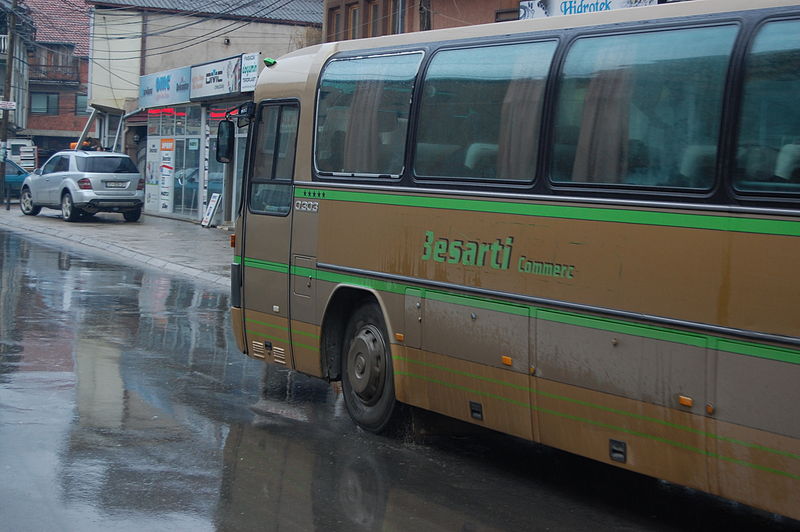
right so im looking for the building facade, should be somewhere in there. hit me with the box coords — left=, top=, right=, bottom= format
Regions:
left=322, top=0, right=685, bottom=40
left=0, top=0, right=34, bottom=137
left=86, top=0, right=323, bottom=223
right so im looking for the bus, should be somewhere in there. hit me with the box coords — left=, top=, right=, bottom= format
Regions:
left=216, top=0, right=800, bottom=520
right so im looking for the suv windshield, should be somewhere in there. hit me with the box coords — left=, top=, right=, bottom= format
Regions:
left=76, top=156, right=138, bottom=173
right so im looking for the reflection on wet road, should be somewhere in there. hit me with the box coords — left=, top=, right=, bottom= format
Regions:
left=1, top=229, right=798, bottom=531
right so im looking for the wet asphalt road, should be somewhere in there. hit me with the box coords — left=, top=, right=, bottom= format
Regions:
left=1, top=229, right=799, bottom=532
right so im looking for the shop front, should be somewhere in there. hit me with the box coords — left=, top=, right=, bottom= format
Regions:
left=139, top=53, right=261, bottom=223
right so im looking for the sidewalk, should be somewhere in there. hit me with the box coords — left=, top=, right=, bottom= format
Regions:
left=0, top=201, right=233, bottom=288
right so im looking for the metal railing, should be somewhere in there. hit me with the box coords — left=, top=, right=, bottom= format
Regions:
left=28, top=64, right=79, bottom=81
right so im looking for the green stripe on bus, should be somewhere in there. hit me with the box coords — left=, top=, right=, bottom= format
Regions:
left=295, top=187, right=800, bottom=237
left=233, top=255, right=242, bottom=265
left=243, top=258, right=800, bottom=366
left=396, top=369, right=799, bottom=480
left=243, top=257, right=289, bottom=273
left=395, top=354, right=800, bottom=463
left=245, top=317, right=320, bottom=340
left=240, top=255, right=799, bottom=465
left=246, top=329, right=318, bottom=352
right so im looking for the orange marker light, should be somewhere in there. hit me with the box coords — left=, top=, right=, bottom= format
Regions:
left=501, top=356, right=512, bottom=366
left=394, top=333, right=405, bottom=342
left=678, top=395, right=693, bottom=407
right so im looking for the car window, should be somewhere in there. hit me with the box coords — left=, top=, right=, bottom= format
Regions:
left=54, top=156, right=70, bottom=173
left=76, top=156, right=138, bottom=173
left=42, top=156, right=61, bottom=174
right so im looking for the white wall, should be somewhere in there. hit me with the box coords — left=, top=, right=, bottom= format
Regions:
left=141, top=14, right=321, bottom=75
left=89, top=9, right=321, bottom=110
left=89, top=9, right=142, bottom=112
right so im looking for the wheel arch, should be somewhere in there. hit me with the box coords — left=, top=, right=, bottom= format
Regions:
left=60, top=183, right=75, bottom=198
left=319, top=284, right=392, bottom=382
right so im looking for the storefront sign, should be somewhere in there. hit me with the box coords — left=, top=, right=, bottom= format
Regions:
left=145, top=138, right=160, bottom=212
left=191, top=56, right=242, bottom=100
left=519, top=0, right=657, bottom=18
left=241, top=53, right=261, bottom=92
left=140, top=67, right=192, bottom=108
left=159, top=138, right=175, bottom=213
left=201, top=193, right=221, bottom=227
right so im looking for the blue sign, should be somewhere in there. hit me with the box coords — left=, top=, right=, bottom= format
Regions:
left=140, top=67, right=192, bottom=108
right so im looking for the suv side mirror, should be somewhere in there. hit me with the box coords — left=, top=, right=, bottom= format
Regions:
left=216, top=120, right=235, bottom=164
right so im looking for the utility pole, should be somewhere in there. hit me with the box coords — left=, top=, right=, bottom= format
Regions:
left=0, top=0, right=17, bottom=210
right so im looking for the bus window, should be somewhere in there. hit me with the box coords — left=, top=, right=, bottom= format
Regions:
left=315, top=52, right=423, bottom=177
left=249, top=104, right=299, bottom=216
left=734, top=19, right=800, bottom=194
left=552, top=25, right=737, bottom=189
left=414, top=41, right=556, bottom=181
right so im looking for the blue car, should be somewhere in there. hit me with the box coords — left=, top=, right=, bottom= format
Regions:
left=2, top=160, right=30, bottom=199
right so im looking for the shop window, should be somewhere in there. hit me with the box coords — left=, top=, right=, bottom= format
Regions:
left=31, top=92, right=59, bottom=114
left=186, top=106, right=202, bottom=136
left=147, top=109, right=161, bottom=136
left=160, top=108, right=176, bottom=137
left=175, top=106, right=187, bottom=136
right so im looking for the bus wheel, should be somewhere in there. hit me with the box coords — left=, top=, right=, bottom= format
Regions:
left=341, top=302, right=399, bottom=434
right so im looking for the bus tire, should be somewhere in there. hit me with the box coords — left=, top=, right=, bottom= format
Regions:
left=341, top=302, right=401, bottom=434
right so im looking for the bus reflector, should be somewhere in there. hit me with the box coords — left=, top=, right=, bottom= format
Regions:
left=394, top=333, right=405, bottom=342
left=501, top=356, right=512, bottom=366
left=230, top=234, right=236, bottom=248
left=679, top=395, right=693, bottom=407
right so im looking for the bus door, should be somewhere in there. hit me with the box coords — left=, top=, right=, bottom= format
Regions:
left=240, top=101, right=300, bottom=367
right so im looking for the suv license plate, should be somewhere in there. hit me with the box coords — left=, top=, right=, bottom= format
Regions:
left=106, top=181, right=127, bottom=188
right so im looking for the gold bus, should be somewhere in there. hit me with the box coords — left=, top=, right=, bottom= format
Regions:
left=217, top=0, right=800, bottom=520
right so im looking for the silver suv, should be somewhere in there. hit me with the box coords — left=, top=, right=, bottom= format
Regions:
left=20, top=150, right=145, bottom=222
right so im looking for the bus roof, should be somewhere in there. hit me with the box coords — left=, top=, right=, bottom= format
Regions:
left=255, top=0, right=798, bottom=101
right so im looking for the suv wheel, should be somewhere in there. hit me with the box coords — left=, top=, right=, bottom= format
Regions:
left=123, top=208, right=142, bottom=222
left=61, top=191, right=81, bottom=222
left=19, top=187, right=41, bottom=216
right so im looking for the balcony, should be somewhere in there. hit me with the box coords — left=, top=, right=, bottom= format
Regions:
left=29, top=64, right=79, bottom=82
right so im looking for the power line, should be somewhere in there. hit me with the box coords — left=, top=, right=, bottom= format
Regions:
left=91, top=0, right=300, bottom=59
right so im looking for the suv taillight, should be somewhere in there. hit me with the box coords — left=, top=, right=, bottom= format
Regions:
left=136, top=178, right=144, bottom=190
left=77, top=178, right=93, bottom=190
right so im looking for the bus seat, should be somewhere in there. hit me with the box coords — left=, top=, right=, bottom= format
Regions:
left=738, top=145, right=778, bottom=181
left=464, top=143, right=498, bottom=177
left=678, top=145, right=716, bottom=188
left=774, top=143, right=800, bottom=181
left=415, top=142, right=461, bottom=175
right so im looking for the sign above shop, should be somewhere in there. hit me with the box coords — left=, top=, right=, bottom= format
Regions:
left=519, top=0, right=657, bottom=18
left=191, top=56, right=242, bottom=100
left=241, top=52, right=261, bottom=92
left=140, top=67, right=192, bottom=108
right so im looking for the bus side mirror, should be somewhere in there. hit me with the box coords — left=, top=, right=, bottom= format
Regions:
left=216, top=120, right=235, bottom=164
left=235, top=101, right=256, bottom=128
